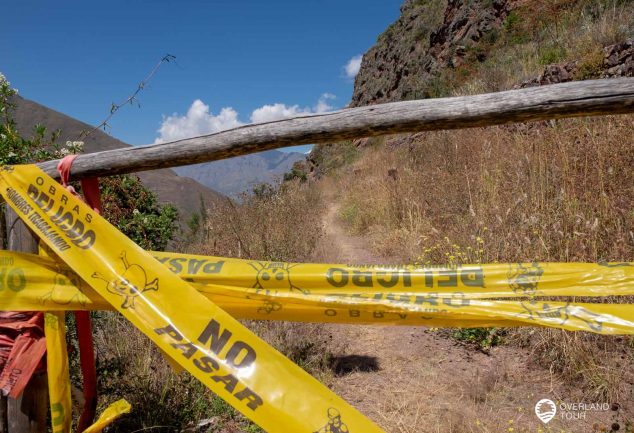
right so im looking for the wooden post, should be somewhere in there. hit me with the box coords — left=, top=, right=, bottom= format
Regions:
left=3, top=206, right=47, bottom=433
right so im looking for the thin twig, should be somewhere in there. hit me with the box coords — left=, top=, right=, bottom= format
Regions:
left=224, top=197, right=252, bottom=258
left=78, top=54, right=176, bottom=140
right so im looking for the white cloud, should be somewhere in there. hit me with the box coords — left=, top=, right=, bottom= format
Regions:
left=250, top=103, right=312, bottom=124
left=154, top=99, right=243, bottom=144
left=155, top=93, right=336, bottom=143
left=314, top=93, right=336, bottom=113
left=250, top=93, right=336, bottom=124
left=344, top=55, right=363, bottom=79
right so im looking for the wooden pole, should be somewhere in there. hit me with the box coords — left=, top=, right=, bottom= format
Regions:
left=35, top=78, right=634, bottom=181
left=4, top=207, right=47, bottom=433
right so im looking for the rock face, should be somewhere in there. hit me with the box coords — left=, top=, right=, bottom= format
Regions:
left=351, top=0, right=510, bottom=107
left=518, top=39, right=634, bottom=88
left=601, top=40, right=633, bottom=78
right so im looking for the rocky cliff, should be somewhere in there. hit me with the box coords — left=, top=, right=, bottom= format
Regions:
left=351, top=0, right=510, bottom=106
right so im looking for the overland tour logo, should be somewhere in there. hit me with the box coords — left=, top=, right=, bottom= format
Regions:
left=535, top=399, right=557, bottom=424
left=92, top=251, right=159, bottom=309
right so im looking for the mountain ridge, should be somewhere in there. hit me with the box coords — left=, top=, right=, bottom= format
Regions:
left=10, top=94, right=224, bottom=220
left=174, top=149, right=306, bottom=196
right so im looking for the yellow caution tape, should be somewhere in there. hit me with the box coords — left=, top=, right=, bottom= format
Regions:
left=82, top=399, right=131, bottom=433
left=153, top=251, right=634, bottom=298
left=0, top=164, right=386, bottom=433
left=44, top=311, right=72, bottom=433
left=1, top=248, right=633, bottom=333
left=42, top=243, right=73, bottom=433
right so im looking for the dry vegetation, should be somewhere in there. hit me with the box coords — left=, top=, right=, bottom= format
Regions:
left=338, top=116, right=634, bottom=265
left=334, top=115, right=634, bottom=403
left=440, top=0, right=634, bottom=96
left=181, top=179, right=323, bottom=263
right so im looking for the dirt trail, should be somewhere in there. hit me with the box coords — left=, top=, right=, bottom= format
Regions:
left=314, top=185, right=621, bottom=433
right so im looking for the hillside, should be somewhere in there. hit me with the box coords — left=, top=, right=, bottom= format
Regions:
left=351, top=0, right=633, bottom=106
left=175, top=149, right=305, bottom=196
left=351, top=0, right=508, bottom=106
left=9, top=95, right=224, bottom=220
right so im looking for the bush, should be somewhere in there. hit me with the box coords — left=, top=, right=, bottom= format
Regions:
left=538, top=45, right=567, bottom=65
left=191, top=179, right=323, bottom=262
left=452, top=327, right=503, bottom=350
left=99, top=175, right=178, bottom=251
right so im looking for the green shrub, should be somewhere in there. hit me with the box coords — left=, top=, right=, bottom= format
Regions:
left=574, top=46, right=605, bottom=79
left=538, top=45, right=567, bottom=65
left=100, top=175, right=178, bottom=251
left=452, top=328, right=503, bottom=349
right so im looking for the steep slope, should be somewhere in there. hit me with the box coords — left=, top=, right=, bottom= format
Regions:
left=10, top=95, right=224, bottom=219
left=351, top=0, right=510, bottom=106
left=175, top=150, right=306, bottom=196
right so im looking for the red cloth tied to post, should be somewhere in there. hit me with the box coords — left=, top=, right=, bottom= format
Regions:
left=57, top=155, right=101, bottom=431
left=57, top=155, right=102, bottom=213
left=0, top=312, right=46, bottom=398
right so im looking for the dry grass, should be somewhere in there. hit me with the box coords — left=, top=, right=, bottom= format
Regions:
left=183, top=179, right=323, bottom=263
left=338, top=116, right=634, bottom=264
left=333, top=115, right=634, bottom=403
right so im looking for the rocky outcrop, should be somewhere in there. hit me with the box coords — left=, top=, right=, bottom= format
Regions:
left=602, top=40, right=634, bottom=78
left=518, top=39, right=634, bottom=88
left=428, top=0, right=509, bottom=67
left=351, top=0, right=510, bottom=107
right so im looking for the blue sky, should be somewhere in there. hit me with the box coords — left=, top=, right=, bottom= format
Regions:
left=1, top=1, right=401, bottom=153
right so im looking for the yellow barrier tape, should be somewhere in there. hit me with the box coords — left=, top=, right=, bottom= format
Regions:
left=0, top=164, right=386, bottom=433
left=1, top=248, right=633, bottom=333
left=42, top=241, right=73, bottom=433
left=82, top=399, right=131, bottom=433
left=152, top=251, right=634, bottom=298
left=44, top=311, right=72, bottom=433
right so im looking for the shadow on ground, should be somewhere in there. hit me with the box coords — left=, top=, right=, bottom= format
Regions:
left=329, top=355, right=380, bottom=376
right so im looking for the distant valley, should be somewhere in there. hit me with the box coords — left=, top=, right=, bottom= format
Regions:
left=174, top=149, right=306, bottom=196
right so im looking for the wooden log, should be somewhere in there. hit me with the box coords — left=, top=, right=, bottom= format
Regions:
left=37, top=78, right=634, bottom=180
left=4, top=207, right=47, bottom=433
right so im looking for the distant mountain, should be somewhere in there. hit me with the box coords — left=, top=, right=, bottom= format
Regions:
left=10, top=95, right=224, bottom=220
left=174, top=150, right=306, bottom=196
